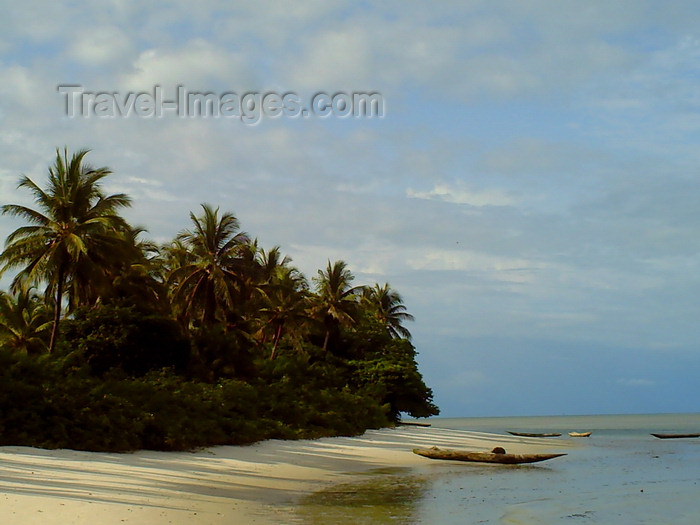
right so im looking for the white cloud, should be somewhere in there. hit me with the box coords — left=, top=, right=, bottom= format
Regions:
left=288, top=28, right=373, bottom=90
left=68, top=26, right=134, bottom=66
left=0, top=1, right=76, bottom=44
left=407, top=183, right=514, bottom=207
left=121, top=39, right=254, bottom=90
left=0, top=65, right=43, bottom=110
left=405, top=248, right=540, bottom=275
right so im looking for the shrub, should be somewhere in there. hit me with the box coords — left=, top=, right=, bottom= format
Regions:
left=61, top=305, right=190, bottom=377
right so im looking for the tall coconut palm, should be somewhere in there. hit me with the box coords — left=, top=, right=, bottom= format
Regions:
left=233, top=238, right=262, bottom=313
left=362, top=283, right=415, bottom=340
left=257, top=246, right=292, bottom=283
left=251, top=245, right=294, bottom=318
left=311, top=260, right=361, bottom=352
left=257, top=262, right=309, bottom=360
left=167, top=203, right=250, bottom=326
left=0, top=288, right=51, bottom=354
left=0, top=148, right=132, bottom=351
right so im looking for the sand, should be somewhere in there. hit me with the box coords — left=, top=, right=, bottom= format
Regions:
left=0, top=426, right=570, bottom=524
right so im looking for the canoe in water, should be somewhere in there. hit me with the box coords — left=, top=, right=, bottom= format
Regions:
left=568, top=432, right=592, bottom=437
left=507, top=431, right=562, bottom=438
left=413, top=447, right=566, bottom=465
left=651, top=433, right=700, bottom=439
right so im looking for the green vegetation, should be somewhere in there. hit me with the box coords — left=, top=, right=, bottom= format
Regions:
left=0, top=148, right=438, bottom=452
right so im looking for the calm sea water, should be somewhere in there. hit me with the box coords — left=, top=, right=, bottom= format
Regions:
left=295, top=413, right=700, bottom=524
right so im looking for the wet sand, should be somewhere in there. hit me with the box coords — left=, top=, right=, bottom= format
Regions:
left=0, top=426, right=570, bottom=524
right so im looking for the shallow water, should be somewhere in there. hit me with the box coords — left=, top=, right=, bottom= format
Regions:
left=295, top=414, right=700, bottom=524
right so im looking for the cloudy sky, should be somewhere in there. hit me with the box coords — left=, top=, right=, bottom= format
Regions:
left=1, top=1, right=699, bottom=417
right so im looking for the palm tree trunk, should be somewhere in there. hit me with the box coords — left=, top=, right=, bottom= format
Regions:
left=48, top=267, right=65, bottom=353
left=269, top=323, right=283, bottom=360
left=203, top=283, right=217, bottom=325
left=322, top=329, right=330, bottom=352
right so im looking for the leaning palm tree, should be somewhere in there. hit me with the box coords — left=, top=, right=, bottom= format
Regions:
left=362, top=283, right=415, bottom=340
left=0, top=148, right=132, bottom=351
left=311, top=260, right=361, bottom=352
left=0, top=288, right=51, bottom=354
left=167, top=203, right=250, bottom=326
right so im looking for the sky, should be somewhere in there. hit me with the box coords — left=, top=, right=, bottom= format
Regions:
left=1, top=1, right=699, bottom=417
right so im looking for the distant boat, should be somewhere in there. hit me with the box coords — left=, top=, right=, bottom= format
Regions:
left=651, top=433, right=700, bottom=439
left=568, top=431, right=592, bottom=437
left=413, top=446, right=566, bottom=465
left=507, top=431, right=562, bottom=437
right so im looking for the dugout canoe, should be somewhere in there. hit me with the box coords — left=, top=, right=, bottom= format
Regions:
left=568, top=432, right=592, bottom=437
left=651, top=433, right=700, bottom=439
left=507, top=431, right=562, bottom=438
left=412, top=447, right=566, bottom=464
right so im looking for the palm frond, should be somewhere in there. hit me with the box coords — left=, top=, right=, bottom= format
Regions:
left=1, top=204, right=52, bottom=226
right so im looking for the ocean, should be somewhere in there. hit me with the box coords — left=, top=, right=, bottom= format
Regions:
left=295, top=413, right=700, bottom=524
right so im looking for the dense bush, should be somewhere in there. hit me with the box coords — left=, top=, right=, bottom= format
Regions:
left=0, top=295, right=437, bottom=452
left=0, top=344, right=396, bottom=452
left=350, top=338, right=439, bottom=420
left=61, top=305, right=190, bottom=377
left=189, top=324, right=257, bottom=381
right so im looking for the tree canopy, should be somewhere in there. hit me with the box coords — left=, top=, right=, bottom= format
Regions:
left=0, top=148, right=438, bottom=452
left=0, top=148, right=132, bottom=351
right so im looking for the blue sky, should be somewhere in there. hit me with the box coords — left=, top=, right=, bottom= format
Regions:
left=1, top=1, right=699, bottom=417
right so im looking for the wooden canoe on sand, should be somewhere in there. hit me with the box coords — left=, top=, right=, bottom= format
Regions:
left=413, top=447, right=566, bottom=465
left=568, top=432, right=592, bottom=437
left=651, top=433, right=700, bottom=439
left=507, top=431, right=562, bottom=438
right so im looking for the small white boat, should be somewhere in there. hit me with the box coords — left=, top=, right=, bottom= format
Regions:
left=568, top=431, right=592, bottom=437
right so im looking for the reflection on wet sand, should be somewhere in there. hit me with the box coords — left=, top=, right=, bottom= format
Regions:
left=296, top=468, right=429, bottom=524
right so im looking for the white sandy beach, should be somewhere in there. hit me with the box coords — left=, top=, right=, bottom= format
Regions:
left=0, top=426, right=572, bottom=524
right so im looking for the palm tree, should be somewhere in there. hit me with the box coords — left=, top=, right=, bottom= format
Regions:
left=167, top=203, right=250, bottom=326
left=362, top=283, right=415, bottom=340
left=257, top=261, right=309, bottom=360
left=257, top=246, right=292, bottom=282
left=0, top=148, right=132, bottom=351
left=160, top=238, right=195, bottom=276
left=234, top=238, right=263, bottom=313
left=0, top=288, right=51, bottom=354
left=106, top=226, right=170, bottom=313
left=311, top=260, right=361, bottom=352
